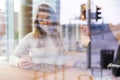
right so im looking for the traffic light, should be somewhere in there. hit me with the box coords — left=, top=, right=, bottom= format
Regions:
left=96, top=6, right=101, bottom=21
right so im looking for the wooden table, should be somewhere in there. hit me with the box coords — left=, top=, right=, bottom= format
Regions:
left=0, top=60, right=92, bottom=80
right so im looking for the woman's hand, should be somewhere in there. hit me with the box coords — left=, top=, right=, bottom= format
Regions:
left=18, top=55, right=33, bottom=69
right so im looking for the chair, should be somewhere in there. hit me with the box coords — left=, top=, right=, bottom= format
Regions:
left=100, top=49, right=114, bottom=79
left=91, top=49, right=114, bottom=80
left=100, top=49, right=114, bottom=69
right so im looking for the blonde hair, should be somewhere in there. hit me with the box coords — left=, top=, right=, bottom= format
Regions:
left=32, top=4, right=55, bottom=38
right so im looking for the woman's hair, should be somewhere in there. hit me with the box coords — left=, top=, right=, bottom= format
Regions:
left=32, top=4, right=58, bottom=38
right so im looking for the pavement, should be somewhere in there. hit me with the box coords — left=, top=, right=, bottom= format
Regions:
left=70, top=24, right=120, bottom=80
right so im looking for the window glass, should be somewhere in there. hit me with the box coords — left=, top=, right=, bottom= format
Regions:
left=14, top=0, right=19, bottom=47
left=0, top=0, right=7, bottom=60
left=0, top=0, right=16, bottom=60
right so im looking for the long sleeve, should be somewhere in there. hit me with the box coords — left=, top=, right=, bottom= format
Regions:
left=9, top=33, right=32, bottom=67
left=9, top=55, right=20, bottom=67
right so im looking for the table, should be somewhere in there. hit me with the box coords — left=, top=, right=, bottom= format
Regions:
left=0, top=61, right=93, bottom=80
left=0, top=61, right=35, bottom=80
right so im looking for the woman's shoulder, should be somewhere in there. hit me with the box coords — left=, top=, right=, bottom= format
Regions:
left=26, top=32, right=33, bottom=37
left=23, top=32, right=34, bottom=40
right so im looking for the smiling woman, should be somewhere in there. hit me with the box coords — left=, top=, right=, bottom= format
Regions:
left=9, top=4, right=64, bottom=71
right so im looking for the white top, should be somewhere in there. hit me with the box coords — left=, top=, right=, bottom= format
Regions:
left=9, top=32, right=65, bottom=67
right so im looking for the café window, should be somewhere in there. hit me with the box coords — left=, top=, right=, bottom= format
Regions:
left=0, top=0, right=89, bottom=65
left=0, top=0, right=19, bottom=60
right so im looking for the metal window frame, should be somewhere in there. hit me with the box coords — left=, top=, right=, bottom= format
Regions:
left=5, top=0, right=14, bottom=60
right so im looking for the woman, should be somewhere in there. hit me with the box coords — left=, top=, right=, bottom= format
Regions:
left=9, top=4, right=64, bottom=71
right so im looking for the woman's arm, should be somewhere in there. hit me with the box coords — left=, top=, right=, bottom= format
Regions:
left=9, top=55, right=20, bottom=67
left=9, top=33, right=32, bottom=68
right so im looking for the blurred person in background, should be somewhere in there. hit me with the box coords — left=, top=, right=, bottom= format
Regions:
left=80, top=24, right=90, bottom=47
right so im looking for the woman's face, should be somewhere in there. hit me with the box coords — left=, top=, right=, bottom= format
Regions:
left=37, top=12, right=52, bottom=26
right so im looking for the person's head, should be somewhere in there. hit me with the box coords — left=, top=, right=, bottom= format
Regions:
left=33, top=4, right=58, bottom=38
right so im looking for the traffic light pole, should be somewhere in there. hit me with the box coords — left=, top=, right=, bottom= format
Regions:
left=87, top=0, right=91, bottom=68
